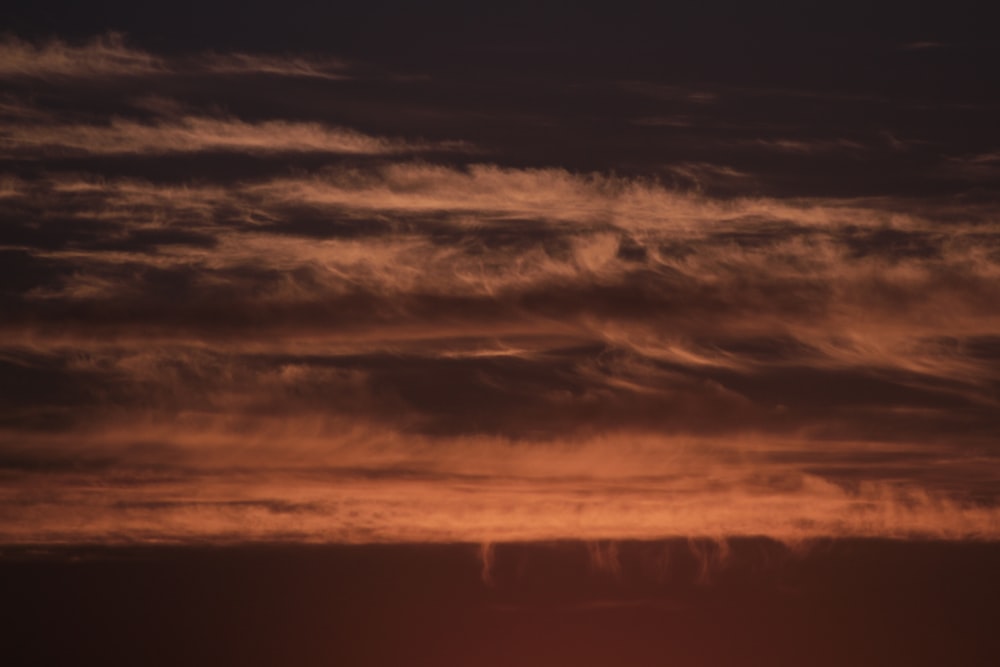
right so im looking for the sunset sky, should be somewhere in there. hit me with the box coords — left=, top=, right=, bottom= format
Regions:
left=2, top=2, right=999, bottom=665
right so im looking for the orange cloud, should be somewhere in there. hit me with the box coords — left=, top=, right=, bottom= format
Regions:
left=0, top=33, right=351, bottom=81
left=1, top=114, right=466, bottom=157
left=1, top=38, right=998, bottom=548
left=2, top=423, right=998, bottom=545
left=0, top=33, right=163, bottom=79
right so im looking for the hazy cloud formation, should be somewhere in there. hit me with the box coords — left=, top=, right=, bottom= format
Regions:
left=1, top=34, right=999, bottom=545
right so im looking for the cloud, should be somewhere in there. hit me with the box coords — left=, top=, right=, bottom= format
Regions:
left=3, top=167, right=999, bottom=387
left=744, top=138, right=867, bottom=154
left=1, top=32, right=998, bottom=547
left=2, top=423, right=999, bottom=545
left=661, top=162, right=752, bottom=191
left=197, top=52, right=351, bottom=80
left=0, top=33, right=163, bottom=79
left=0, top=33, right=351, bottom=81
left=1, top=114, right=456, bottom=157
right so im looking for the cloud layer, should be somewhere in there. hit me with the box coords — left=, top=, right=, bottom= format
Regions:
left=1, top=34, right=999, bottom=545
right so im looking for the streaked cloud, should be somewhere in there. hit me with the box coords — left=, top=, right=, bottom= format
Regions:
left=745, top=138, right=867, bottom=154
left=198, top=52, right=350, bottom=79
left=1, top=113, right=459, bottom=157
left=0, top=33, right=350, bottom=81
left=0, top=33, right=162, bottom=79
left=1, top=32, right=999, bottom=548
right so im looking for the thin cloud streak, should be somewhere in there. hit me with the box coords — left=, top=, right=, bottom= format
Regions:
left=0, top=33, right=163, bottom=79
left=0, top=33, right=352, bottom=81
left=197, top=52, right=351, bottom=79
left=1, top=114, right=457, bottom=157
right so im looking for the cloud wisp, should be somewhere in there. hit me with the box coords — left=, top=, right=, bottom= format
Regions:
left=0, top=33, right=349, bottom=81
left=1, top=113, right=458, bottom=157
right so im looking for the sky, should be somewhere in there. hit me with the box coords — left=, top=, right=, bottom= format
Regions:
left=1, top=2, right=999, bottom=664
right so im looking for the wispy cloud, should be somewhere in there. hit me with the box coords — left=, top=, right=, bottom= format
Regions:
left=0, top=33, right=352, bottom=81
left=1, top=114, right=462, bottom=157
left=744, top=138, right=867, bottom=154
left=1, top=32, right=998, bottom=547
left=0, top=33, right=163, bottom=79
left=198, top=52, right=350, bottom=79
left=2, top=423, right=998, bottom=544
